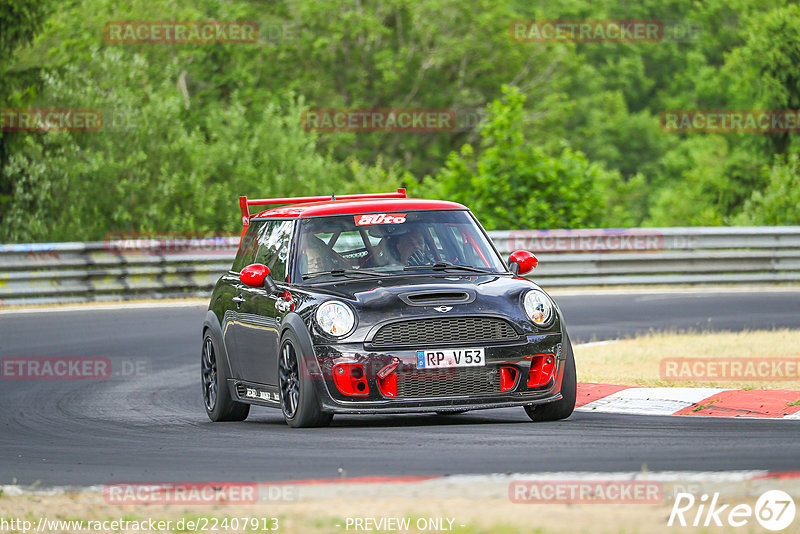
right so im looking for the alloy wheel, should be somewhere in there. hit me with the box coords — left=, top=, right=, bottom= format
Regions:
left=201, top=337, right=218, bottom=411
left=279, top=342, right=300, bottom=418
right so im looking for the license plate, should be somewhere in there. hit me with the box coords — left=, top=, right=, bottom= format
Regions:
left=415, top=348, right=485, bottom=369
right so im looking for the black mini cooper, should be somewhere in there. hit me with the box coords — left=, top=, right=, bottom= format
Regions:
left=202, top=189, right=576, bottom=427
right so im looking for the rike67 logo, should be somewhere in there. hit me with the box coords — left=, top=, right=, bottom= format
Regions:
left=669, top=490, right=796, bottom=531
left=354, top=213, right=407, bottom=226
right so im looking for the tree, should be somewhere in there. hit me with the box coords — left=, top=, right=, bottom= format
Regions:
left=0, top=0, right=53, bottom=225
left=416, top=86, right=623, bottom=230
left=0, top=49, right=400, bottom=242
left=736, top=154, right=800, bottom=225
left=0, top=0, right=51, bottom=63
left=723, top=4, right=800, bottom=155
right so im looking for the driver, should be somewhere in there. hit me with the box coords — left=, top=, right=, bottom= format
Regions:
left=394, top=227, right=428, bottom=265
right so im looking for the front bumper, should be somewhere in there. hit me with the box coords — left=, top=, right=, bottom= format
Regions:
left=311, top=333, right=565, bottom=414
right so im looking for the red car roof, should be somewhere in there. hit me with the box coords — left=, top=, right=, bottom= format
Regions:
left=252, top=198, right=467, bottom=219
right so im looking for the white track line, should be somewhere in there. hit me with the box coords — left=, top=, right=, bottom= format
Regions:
left=0, top=301, right=207, bottom=315
left=550, top=286, right=800, bottom=296
left=574, top=340, right=619, bottom=348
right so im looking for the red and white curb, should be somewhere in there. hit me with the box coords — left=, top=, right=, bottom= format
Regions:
left=576, top=383, right=800, bottom=419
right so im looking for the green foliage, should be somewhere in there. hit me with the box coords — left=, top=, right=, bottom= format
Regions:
left=416, top=87, right=623, bottom=230
left=0, top=0, right=54, bottom=219
left=723, top=4, right=800, bottom=156
left=0, top=49, right=399, bottom=241
left=0, top=0, right=51, bottom=62
left=736, top=155, right=800, bottom=225
left=1, top=0, right=798, bottom=242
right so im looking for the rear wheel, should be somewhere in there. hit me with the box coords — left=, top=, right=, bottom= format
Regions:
left=202, top=332, right=250, bottom=422
left=279, top=331, right=333, bottom=428
left=524, top=334, right=576, bottom=422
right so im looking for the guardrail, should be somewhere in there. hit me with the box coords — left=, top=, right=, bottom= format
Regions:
left=489, top=227, right=800, bottom=287
left=0, top=237, right=238, bottom=306
left=1, top=227, right=799, bottom=305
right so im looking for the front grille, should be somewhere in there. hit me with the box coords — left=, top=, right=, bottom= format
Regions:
left=371, top=317, right=518, bottom=346
left=395, top=366, right=501, bottom=398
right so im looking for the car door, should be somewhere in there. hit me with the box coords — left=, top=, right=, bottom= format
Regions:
left=235, top=220, right=294, bottom=386
left=221, top=220, right=264, bottom=379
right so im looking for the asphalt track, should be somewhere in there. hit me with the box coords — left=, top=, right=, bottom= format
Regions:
left=0, top=290, right=798, bottom=486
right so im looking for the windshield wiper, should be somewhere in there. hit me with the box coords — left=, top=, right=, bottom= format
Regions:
left=302, top=269, right=382, bottom=280
left=404, top=263, right=494, bottom=274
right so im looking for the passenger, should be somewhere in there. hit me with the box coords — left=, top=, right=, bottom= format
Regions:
left=303, top=234, right=334, bottom=274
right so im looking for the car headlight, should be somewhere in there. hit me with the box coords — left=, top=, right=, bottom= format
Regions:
left=523, top=289, right=554, bottom=327
left=315, top=300, right=356, bottom=337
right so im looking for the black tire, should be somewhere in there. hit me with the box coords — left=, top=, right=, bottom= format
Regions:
left=279, top=331, right=333, bottom=428
left=524, top=334, right=576, bottom=422
left=202, top=331, right=250, bottom=422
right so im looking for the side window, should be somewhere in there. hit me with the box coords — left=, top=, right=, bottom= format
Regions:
left=231, top=221, right=265, bottom=272
left=254, top=220, right=294, bottom=282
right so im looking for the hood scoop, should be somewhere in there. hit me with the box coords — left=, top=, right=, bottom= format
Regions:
left=400, top=290, right=475, bottom=306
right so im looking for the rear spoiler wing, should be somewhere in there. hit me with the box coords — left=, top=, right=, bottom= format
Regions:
left=238, top=188, right=407, bottom=234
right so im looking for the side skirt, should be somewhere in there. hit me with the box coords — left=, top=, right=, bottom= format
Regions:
left=228, top=379, right=281, bottom=408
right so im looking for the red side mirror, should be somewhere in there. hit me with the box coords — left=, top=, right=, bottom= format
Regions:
left=508, top=250, right=538, bottom=275
left=240, top=263, right=271, bottom=287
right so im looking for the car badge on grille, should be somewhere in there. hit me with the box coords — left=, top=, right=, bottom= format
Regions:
left=433, top=306, right=453, bottom=313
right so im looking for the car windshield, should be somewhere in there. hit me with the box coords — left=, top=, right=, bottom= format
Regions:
left=295, top=210, right=506, bottom=281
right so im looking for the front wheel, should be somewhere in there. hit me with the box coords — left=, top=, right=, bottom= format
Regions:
left=278, top=331, right=333, bottom=428
left=524, top=334, right=576, bottom=422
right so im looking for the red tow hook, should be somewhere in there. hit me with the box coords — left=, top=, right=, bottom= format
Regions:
left=377, top=359, right=400, bottom=379
left=377, top=358, right=400, bottom=397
